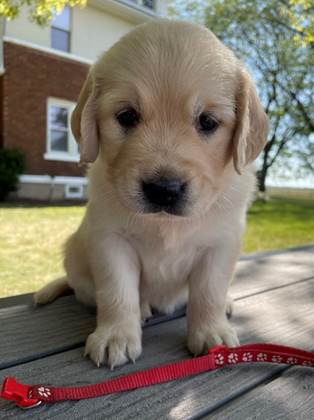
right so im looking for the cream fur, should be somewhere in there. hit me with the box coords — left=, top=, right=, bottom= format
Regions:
left=34, top=20, right=268, bottom=367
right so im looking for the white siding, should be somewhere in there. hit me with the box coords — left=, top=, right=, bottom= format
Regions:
left=71, top=6, right=135, bottom=60
left=6, top=6, right=50, bottom=47
left=4, top=1, right=163, bottom=61
left=0, top=18, right=5, bottom=73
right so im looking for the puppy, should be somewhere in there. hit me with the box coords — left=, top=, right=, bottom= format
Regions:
left=34, top=20, right=268, bottom=368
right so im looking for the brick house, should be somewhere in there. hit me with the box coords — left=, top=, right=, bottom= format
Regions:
left=0, top=0, right=165, bottom=200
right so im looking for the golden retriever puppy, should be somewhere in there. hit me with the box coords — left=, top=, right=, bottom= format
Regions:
left=34, top=20, right=268, bottom=368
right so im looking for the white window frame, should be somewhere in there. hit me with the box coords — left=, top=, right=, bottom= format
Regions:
left=45, top=97, right=79, bottom=162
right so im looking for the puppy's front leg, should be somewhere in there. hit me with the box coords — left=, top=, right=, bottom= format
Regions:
left=187, top=241, right=240, bottom=355
left=85, top=233, right=142, bottom=368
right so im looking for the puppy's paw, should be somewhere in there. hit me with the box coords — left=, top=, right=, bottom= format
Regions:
left=187, top=320, right=239, bottom=355
left=85, top=321, right=142, bottom=368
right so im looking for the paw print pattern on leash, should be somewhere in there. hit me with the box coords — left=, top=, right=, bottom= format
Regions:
left=286, top=357, right=298, bottom=364
left=228, top=353, right=238, bottom=363
left=272, top=355, right=283, bottom=363
left=242, top=352, right=253, bottom=362
left=257, top=353, right=267, bottom=361
left=37, top=387, right=52, bottom=398
left=215, top=353, right=225, bottom=365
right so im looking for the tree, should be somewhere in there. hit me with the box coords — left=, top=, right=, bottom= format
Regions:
left=0, top=0, right=86, bottom=25
left=280, top=0, right=314, bottom=45
left=170, top=0, right=314, bottom=192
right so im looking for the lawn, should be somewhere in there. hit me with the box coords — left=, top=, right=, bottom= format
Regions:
left=0, top=197, right=313, bottom=298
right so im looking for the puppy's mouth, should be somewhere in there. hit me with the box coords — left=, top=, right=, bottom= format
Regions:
left=140, top=176, right=188, bottom=217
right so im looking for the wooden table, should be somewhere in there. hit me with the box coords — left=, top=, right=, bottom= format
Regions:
left=1, top=245, right=314, bottom=419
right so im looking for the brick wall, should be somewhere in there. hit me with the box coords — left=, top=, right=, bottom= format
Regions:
left=2, top=41, right=89, bottom=176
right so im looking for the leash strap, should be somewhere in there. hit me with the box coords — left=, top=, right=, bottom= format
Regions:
left=1, top=343, right=314, bottom=408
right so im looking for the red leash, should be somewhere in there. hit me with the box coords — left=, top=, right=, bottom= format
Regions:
left=1, top=343, right=314, bottom=409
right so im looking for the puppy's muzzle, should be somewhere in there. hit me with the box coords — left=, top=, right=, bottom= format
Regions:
left=141, top=176, right=187, bottom=215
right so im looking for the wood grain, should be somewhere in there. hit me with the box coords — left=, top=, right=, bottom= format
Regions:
left=1, top=277, right=313, bottom=419
left=208, top=367, right=314, bottom=420
left=0, top=295, right=188, bottom=370
left=1, top=248, right=313, bottom=370
left=231, top=246, right=314, bottom=299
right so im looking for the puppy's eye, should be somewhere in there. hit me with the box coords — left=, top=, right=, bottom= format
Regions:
left=116, top=108, right=140, bottom=129
left=198, top=112, right=219, bottom=134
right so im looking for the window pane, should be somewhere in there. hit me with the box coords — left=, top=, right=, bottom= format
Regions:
left=142, top=0, right=154, bottom=9
left=51, top=6, right=70, bottom=30
left=49, top=105, right=68, bottom=129
left=50, top=130, right=68, bottom=152
left=51, top=28, right=70, bottom=52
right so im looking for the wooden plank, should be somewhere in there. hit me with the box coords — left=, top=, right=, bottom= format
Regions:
left=0, top=247, right=313, bottom=369
left=240, top=243, right=314, bottom=261
left=0, top=323, right=286, bottom=420
left=207, top=367, right=314, bottom=420
left=231, top=246, right=314, bottom=299
left=0, top=295, right=95, bottom=369
left=0, top=293, right=33, bottom=309
left=0, top=278, right=313, bottom=419
left=1, top=246, right=312, bottom=308
left=0, top=295, right=187, bottom=370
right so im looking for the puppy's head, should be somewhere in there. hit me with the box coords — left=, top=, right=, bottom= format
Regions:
left=71, top=21, right=268, bottom=218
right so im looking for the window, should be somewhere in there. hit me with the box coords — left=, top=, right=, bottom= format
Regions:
left=51, top=6, right=71, bottom=52
left=45, top=98, right=79, bottom=162
left=130, top=0, right=155, bottom=10
left=141, top=0, right=154, bottom=9
left=65, top=184, right=84, bottom=199
left=134, top=0, right=154, bottom=10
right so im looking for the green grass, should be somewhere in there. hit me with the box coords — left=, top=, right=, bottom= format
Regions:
left=243, top=197, right=314, bottom=253
left=0, top=204, right=84, bottom=298
left=0, top=197, right=313, bottom=298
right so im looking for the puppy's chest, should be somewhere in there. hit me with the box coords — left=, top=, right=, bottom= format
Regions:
left=132, top=237, right=198, bottom=287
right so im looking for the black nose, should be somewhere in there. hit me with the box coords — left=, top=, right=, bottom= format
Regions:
left=142, top=177, right=187, bottom=212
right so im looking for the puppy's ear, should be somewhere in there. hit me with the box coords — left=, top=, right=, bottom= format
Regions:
left=71, top=70, right=99, bottom=163
left=232, top=69, right=269, bottom=173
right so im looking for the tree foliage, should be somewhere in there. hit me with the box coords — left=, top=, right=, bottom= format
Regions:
left=170, top=0, right=314, bottom=190
left=284, top=0, right=314, bottom=45
left=0, top=0, right=86, bottom=25
left=169, top=0, right=314, bottom=46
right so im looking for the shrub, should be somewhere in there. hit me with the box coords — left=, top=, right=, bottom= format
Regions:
left=0, top=148, right=25, bottom=201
